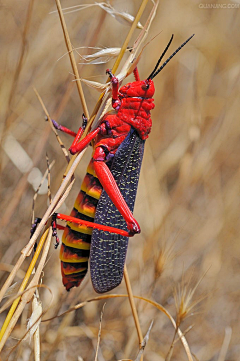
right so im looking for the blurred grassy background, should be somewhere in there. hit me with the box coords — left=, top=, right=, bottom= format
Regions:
left=0, top=0, right=240, bottom=360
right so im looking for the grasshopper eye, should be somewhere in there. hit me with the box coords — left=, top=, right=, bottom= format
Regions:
left=141, top=82, right=149, bottom=91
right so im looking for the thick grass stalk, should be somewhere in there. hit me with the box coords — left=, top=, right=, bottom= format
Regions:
left=55, top=0, right=89, bottom=119
left=124, top=265, right=143, bottom=347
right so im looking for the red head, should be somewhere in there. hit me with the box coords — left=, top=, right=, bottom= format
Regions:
left=119, top=79, right=155, bottom=99
left=118, top=34, right=194, bottom=100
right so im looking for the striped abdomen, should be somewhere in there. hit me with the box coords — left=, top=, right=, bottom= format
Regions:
left=60, top=159, right=102, bottom=291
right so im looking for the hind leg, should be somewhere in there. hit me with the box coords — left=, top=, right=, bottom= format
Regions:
left=92, top=146, right=140, bottom=235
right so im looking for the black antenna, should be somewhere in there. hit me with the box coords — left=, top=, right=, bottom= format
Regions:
left=148, top=34, right=195, bottom=80
left=147, top=34, right=174, bottom=80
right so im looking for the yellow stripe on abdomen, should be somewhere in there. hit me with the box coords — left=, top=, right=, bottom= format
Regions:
left=74, top=192, right=98, bottom=219
left=60, top=244, right=89, bottom=263
left=60, top=159, right=103, bottom=291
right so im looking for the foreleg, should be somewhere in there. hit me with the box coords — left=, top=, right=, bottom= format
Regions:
left=51, top=119, right=77, bottom=138
left=69, top=126, right=102, bottom=155
left=50, top=114, right=89, bottom=152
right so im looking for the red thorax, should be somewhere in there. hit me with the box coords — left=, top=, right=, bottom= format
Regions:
left=116, top=79, right=155, bottom=140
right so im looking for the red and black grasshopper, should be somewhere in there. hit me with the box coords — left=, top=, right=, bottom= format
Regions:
left=46, top=34, right=194, bottom=293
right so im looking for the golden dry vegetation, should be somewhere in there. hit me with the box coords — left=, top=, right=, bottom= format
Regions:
left=0, top=0, right=240, bottom=360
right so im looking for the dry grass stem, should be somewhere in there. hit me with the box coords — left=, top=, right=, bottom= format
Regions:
left=0, top=228, right=52, bottom=350
left=54, top=2, right=144, bottom=29
left=94, top=303, right=106, bottom=361
left=55, top=0, right=89, bottom=119
left=33, top=88, right=70, bottom=162
left=134, top=321, right=153, bottom=361
left=32, top=160, right=55, bottom=223
left=217, top=327, right=232, bottom=361
left=124, top=265, right=143, bottom=348
left=31, top=294, right=41, bottom=361
left=18, top=146, right=86, bottom=260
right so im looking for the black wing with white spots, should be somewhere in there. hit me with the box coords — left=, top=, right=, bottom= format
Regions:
left=90, top=129, right=145, bottom=293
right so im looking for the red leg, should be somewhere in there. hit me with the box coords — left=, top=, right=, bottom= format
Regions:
left=106, top=69, right=121, bottom=110
left=56, top=213, right=129, bottom=236
left=51, top=119, right=77, bottom=138
left=51, top=114, right=88, bottom=142
left=133, top=67, right=140, bottom=81
left=69, top=127, right=101, bottom=155
left=93, top=147, right=140, bottom=235
left=30, top=214, right=129, bottom=240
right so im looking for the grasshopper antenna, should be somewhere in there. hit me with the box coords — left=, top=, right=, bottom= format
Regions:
left=147, top=34, right=174, bottom=80
left=148, top=34, right=195, bottom=80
